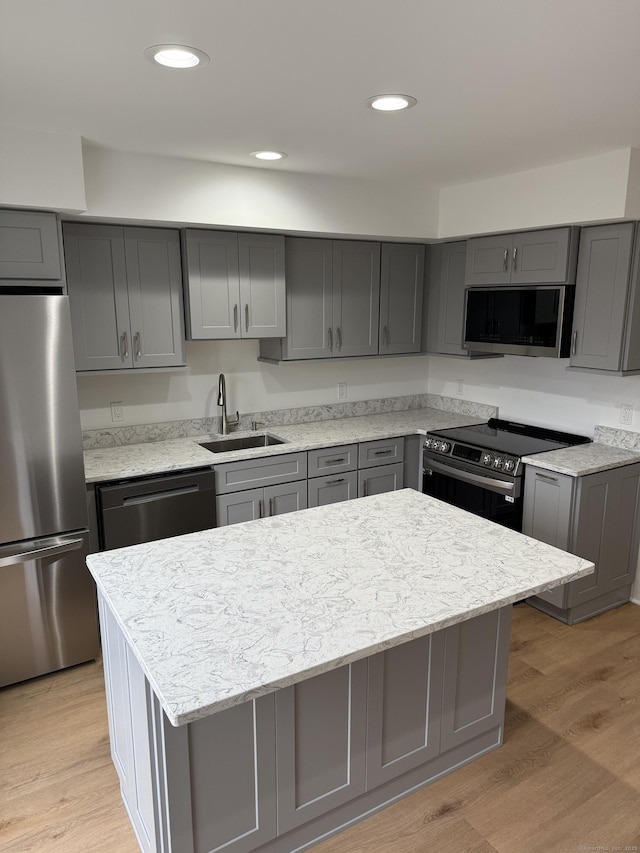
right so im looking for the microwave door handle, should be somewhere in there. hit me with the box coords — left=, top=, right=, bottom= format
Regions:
left=424, top=458, right=516, bottom=496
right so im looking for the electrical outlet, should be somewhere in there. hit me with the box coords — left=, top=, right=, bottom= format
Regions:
left=110, top=401, right=124, bottom=423
left=337, top=382, right=347, bottom=400
left=620, top=403, right=633, bottom=425
left=457, top=379, right=464, bottom=396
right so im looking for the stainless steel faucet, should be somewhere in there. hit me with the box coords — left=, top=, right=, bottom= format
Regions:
left=217, top=373, right=239, bottom=435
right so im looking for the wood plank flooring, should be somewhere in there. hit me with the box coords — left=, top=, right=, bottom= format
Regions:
left=1, top=602, right=639, bottom=853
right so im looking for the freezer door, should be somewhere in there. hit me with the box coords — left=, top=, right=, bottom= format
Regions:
left=0, top=295, right=87, bottom=542
left=0, top=532, right=99, bottom=687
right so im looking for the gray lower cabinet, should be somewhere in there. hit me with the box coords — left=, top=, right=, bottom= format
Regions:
left=276, top=661, right=368, bottom=833
left=464, top=227, right=578, bottom=286
left=100, top=594, right=512, bottom=853
left=308, top=471, right=358, bottom=506
left=358, top=463, right=404, bottom=497
left=259, top=237, right=380, bottom=360
left=64, top=223, right=185, bottom=371
left=217, top=481, right=307, bottom=526
left=379, top=243, right=424, bottom=355
left=0, top=209, right=62, bottom=281
left=524, top=463, right=640, bottom=622
left=183, top=230, right=286, bottom=340
left=569, top=222, right=640, bottom=373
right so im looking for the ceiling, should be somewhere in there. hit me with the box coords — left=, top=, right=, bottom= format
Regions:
left=3, top=0, right=640, bottom=187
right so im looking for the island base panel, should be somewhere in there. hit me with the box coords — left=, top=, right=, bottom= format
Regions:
left=98, top=596, right=511, bottom=853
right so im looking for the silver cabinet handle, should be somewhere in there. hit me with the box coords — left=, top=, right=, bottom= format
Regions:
left=269, top=497, right=274, bottom=516
left=245, top=304, right=249, bottom=333
left=120, top=332, right=129, bottom=359
left=326, top=477, right=345, bottom=485
left=134, top=332, right=141, bottom=359
left=535, top=471, right=558, bottom=483
left=383, top=325, right=389, bottom=347
left=336, top=327, right=342, bottom=350
left=258, top=499, right=264, bottom=519
left=512, top=246, right=518, bottom=270
left=328, top=327, right=333, bottom=350
left=234, top=304, right=238, bottom=332
left=571, top=330, right=577, bottom=356
left=0, top=536, right=84, bottom=568
left=374, top=449, right=392, bottom=456
left=363, top=479, right=368, bottom=497
left=503, top=248, right=509, bottom=272
left=324, top=457, right=345, bottom=465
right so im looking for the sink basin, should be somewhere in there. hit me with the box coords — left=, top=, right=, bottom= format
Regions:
left=199, top=434, right=285, bottom=453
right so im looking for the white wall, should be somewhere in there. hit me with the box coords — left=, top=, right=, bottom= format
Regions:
left=81, top=146, right=439, bottom=240
left=77, top=341, right=430, bottom=430
left=0, top=128, right=86, bottom=213
left=438, top=149, right=634, bottom=238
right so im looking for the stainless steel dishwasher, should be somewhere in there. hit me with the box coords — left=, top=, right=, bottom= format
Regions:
left=97, top=469, right=217, bottom=550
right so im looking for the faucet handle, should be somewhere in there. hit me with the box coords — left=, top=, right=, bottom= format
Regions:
left=251, top=420, right=266, bottom=431
left=228, top=411, right=240, bottom=430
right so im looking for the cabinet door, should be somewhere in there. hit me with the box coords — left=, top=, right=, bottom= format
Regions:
left=0, top=209, right=61, bottom=280
left=264, top=480, right=307, bottom=517
left=125, top=228, right=185, bottom=368
left=464, top=234, right=512, bottom=286
left=358, top=463, right=404, bottom=497
left=433, top=241, right=469, bottom=355
left=568, top=465, right=640, bottom=607
left=284, top=237, right=333, bottom=359
left=511, top=228, right=572, bottom=284
left=64, top=223, right=133, bottom=370
left=440, top=607, right=511, bottom=752
left=366, top=633, right=444, bottom=789
left=570, top=223, right=635, bottom=371
left=276, top=661, right=367, bottom=833
left=379, top=243, right=424, bottom=354
left=238, top=233, right=286, bottom=338
left=332, top=241, right=381, bottom=357
left=308, top=471, right=358, bottom=507
left=183, top=230, right=241, bottom=340
left=216, top=488, right=262, bottom=526
left=522, top=466, right=575, bottom=607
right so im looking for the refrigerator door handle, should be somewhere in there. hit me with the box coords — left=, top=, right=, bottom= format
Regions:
left=0, top=536, right=85, bottom=568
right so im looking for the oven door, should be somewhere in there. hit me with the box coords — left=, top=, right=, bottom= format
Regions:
left=422, top=455, right=523, bottom=530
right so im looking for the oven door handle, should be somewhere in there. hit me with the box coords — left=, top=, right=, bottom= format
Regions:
left=424, top=457, right=516, bottom=496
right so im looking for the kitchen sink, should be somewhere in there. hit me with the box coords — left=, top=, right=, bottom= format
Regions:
left=199, top=434, right=285, bottom=453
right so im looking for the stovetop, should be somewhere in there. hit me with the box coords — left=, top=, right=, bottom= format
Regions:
left=425, top=418, right=591, bottom=477
left=428, top=418, right=591, bottom=457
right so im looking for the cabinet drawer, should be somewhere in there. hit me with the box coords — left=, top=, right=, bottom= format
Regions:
left=358, top=438, right=404, bottom=469
left=215, top=452, right=307, bottom=494
left=308, top=471, right=358, bottom=507
left=307, top=444, right=357, bottom=477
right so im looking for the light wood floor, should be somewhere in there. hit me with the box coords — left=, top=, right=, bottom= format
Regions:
left=2, top=603, right=639, bottom=853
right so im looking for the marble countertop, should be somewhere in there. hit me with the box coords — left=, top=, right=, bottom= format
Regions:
left=522, top=442, right=640, bottom=476
left=83, top=407, right=488, bottom=483
left=87, top=489, right=593, bottom=727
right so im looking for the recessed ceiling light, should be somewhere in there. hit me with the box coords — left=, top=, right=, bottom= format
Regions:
left=366, top=94, right=417, bottom=112
left=250, top=151, right=288, bottom=161
left=144, top=44, right=210, bottom=69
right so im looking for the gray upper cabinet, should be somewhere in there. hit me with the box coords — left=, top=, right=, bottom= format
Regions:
left=183, top=230, right=285, bottom=340
left=0, top=209, right=62, bottom=282
left=524, top=462, right=640, bottom=623
left=424, top=241, right=467, bottom=355
left=379, top=243, right=424, bottom=354
left=465, top=227, right=577, bottom=286
left=260, top=237, right=380, bottom=360
left=64, top=224, right=185, bottom=372
left=569, top=222, right=640, bottom=373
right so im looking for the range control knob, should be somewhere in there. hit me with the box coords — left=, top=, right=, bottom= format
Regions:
left=482, top=452, right=493, bottom=466
left=424, top=438, right=433, bottom=449
left=493, top=456, right=504, bottom=469
left=440, top=441, right=451, bottom=454
left=503, top=459, right=516, bottom=473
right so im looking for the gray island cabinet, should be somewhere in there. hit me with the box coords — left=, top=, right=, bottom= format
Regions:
left=88, top=490, right=592, bottom=853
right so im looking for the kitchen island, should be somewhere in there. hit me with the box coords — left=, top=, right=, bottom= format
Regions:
left=88, top=489, right=593, bottom=853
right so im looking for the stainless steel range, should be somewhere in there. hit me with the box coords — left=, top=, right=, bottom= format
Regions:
left=423, top=418, right=591, bottom=530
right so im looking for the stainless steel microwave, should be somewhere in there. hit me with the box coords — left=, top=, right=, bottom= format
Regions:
left=463, top=284, right=575, bottom=358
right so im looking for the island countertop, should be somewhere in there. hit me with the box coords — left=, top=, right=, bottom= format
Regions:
left=87, top=489, right=593, bottom=727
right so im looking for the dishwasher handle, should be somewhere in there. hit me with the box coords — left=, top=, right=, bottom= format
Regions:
left=122, top=485, right=200, bottom=507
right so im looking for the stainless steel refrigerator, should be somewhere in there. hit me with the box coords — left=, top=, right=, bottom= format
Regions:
left=0, top=293, right=99, bottom=687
